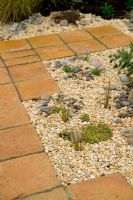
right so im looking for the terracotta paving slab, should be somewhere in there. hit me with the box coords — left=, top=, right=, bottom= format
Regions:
left=36, top=44, right=75, bottom=60
left=23, top=188, right=68, bottom=200
left=1, top=49, right=36, bottom=59
left=0, top=39, right=31, bottom=53
left=0, top=153, right=60, bottom=200
left=0, top=100, right=29, bottom=129
left=8, top=62, right=51, bottom=82
left=28, top=34, right=63, bottom=48
left=0, top=84, right=19, bottom=102
left=68, top=39, right=106, bottom=55
left=99, top=33, right=133, bottom=48
left=59, top=29, right=93, bottom=42
left=0, top=125, right=43, bottom=161
left=87, top=25, right=122, bottom=38
left=67, top=173, right=133, bottom=200
left=0, top=68, right=11, bottom=84
left=0, top=59, right=4, bottom=67
left=15, top=76, right=60, bottom=100
left=4, top=55, right=41, bottom=67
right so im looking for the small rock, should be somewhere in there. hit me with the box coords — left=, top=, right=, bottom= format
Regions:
left=97, top=87, right=105, bottom=95
left=116, top=103, right=122, bottom=109
left=119, top=74, right=129, bottom=82
left=127, top=136, right=133, bottom=146
left=40, top=106, right=51, bottom=115
left=106, top=84, right=116, bottom=90
left=41, top=95, right=51, bottom=101
left=128, top=89, right=133, bottom=101
left=113, top=118, right=121, bottom=124
left=72, top=66, right=82, bottom=73
left=122, top=128, right=133, bottom=137
left=60, top=19, right=69, bottom=26
left=86, top=77, right=91, bottom=81
left=10, top=23, right=19, bottom=31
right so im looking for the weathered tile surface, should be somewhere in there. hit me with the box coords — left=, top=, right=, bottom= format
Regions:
left=23, top=188, right=68, bottom=200
left=87, top=25, right=121, bottom=38
left=0, top=84, right=19, bottom=102
left=0, top=125, right=43, bottom=161
left=36, top=44, right=74, bottom=60
left=1, top=49, right=36, bottom=59
left=0, top=39, right=31, bottom=53
left=28, top=34, right=63, bottom=48
left=68, top=39, right=106, bottom=54
left=59, top=29, right=93, bottom=42
left=0, top=68, right=11, bottom=84
left=67, top=173, right=133, bottom=200
left=0, top=153, right=60, bottom=200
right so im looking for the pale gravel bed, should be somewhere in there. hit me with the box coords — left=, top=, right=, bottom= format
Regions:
left=23, top=47, right=133, bottom=186
left=0, top=12, right=133, bottom=40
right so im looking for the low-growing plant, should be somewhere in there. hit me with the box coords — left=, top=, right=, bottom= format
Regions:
left=59, top=130, right=71, bottom=140
left=104, top=82, right=111, bottom=109
left=51, top=105, right=61, bottom=114
left=59, top=103, right=69, bottom=122
left=102, top=2, right=114, bottom=18
left=91, top=67, right=102, bottom=76
left=70, top=128, right=83, bottom=151
left=63, top=65, right=74, bottom=73
left=82, top=123, right=113, bottom=144
left=80, top=114, right=90, bottom=122
left=110, top=42, right=133, bottom=76
left=0, top=0, right=40, bottom=23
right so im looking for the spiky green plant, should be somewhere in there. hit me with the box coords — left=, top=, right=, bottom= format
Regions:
left=0, top=0, right=40, bottom=23
left=59, top=130, right=71, bottom=140
left=59, top=103, right=69, bottom=123
left=91, top=67, right=102, bottom=76
left=80, top=114, right=90, bottom=122
left=51, top=105, right=61, bottom=114
left=70, top=128, right=83, bottom=151
left=63, top=65, right=74, bottom=73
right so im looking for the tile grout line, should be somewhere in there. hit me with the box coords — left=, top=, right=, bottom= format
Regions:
left=0, top=55, right=23, bottom=102
left=0, top=151, right=45, bottom=163
left=84, top=28, right=109, bottom=49
left=0, top=123, right=31, bottom=132
left=18, top=185, right=63, bottom=199
left=63, top=186, right=73, bottom=200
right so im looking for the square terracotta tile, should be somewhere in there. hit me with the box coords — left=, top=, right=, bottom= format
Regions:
left=0, top=84, right=19, bottom=102
left=86, top=25, right=122, bottom=38
left=0, top=100, right=29, bottom=129
left=0, top=39, right=31, bottom=53
left=0, top=124, right=43, bottom=161
left=4, top=55, right=41, bottom=67
left=0, top=153, right=60, bottom=200
left=36, top=44, right=75, bottom=60
left=68, top=39, right=106, bottom=55
left=0, top=68, right=11, bottom=84
left=15, top=76, right=60, bottom=100
left=59, top=29, right=93, bottom=42
left=1, top=49, right=36, bottom=59
left=99, top=34, right=133, bottom=48
left=9, top=62, right=50, bottom=82
left=0, top=58, right=4, bottom=67
left=28, top=34, right=63, bottom=48
left=23, top=188, right=68, bottom=200
left=67, top=173, right=133, bottom=200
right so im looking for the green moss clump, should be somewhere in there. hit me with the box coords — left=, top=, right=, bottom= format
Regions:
left=91, top=67, right=102, bottom=76
left=82, top=123, right=113, bottom=144
left=63, top=65, right=74, bottom=73
left=80, top=114, right=90, bottom=122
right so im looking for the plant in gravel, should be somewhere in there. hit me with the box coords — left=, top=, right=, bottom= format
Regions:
left=80, top=114, right=90, bottom=122
left=51, top=105, right=61, bottom=114
left=102, top=2, right=114, bottom=18
left=59, top=130, right=71, bottom=140
left=63, top=65, right=74, bottom=73
left=0, top=0, right=40, bottom=23
left=91, top=67, right=102, bottom=76
left=110, top=42, right=133, bottom=76
left=70, top=128, right=83, bottom=151
left=59, top=103, right=69, bottom=122
left=104, top=82, right=111, bottom=109
left=82, top=123, right=113, bottom=144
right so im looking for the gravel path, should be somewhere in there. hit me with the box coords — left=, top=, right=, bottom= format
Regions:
left=23, top=48, right=133, bottom=186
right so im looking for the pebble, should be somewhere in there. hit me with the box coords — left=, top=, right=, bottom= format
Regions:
left=119, top=74, right=129, bottom=82
left=97, top=87, right=105, bottom=95
left=60, top=19, right=69, bottom=26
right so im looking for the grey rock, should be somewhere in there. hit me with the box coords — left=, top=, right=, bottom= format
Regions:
left=106, top=84, right=116, bottom=90
left=60, top=19, right=69, bottom=26
left=40, top=106, right=51, bottom=115
left=122, top=128, right=133, bottom=137
left=113, top=118, right=121, bottom=123
left=97, top=87, right=105, bottom=95
left=72, top=66, right=82, bottom=73
left=73, top=102, right=81, bottom=109
left=41, top=95, right=51, bottom=102
left=121, top=101, right=130, bottom=107
left=10, top=23, right=19, bottom=31
left=116, top=103, right=122, bottom=109
left=86, top=77, right=91, bottom=81
left=119, top=74, right=129, bottom=82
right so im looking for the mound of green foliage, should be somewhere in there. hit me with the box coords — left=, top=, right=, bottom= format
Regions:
left=82, top=123, right=113, bottom=144
left=0, top=0, right=40, bottom=23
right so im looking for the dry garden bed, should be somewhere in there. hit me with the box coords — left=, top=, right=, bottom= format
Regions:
left=23, top=44, right=133, bottom=186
